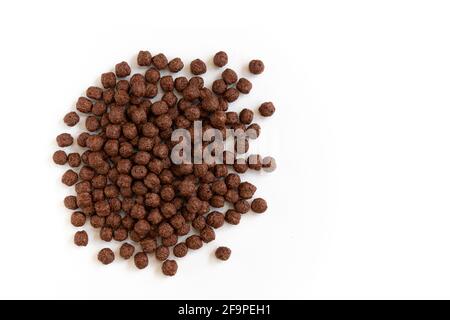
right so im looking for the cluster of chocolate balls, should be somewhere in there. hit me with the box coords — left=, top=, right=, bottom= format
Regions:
left=53, top=50, right=275, bottom=276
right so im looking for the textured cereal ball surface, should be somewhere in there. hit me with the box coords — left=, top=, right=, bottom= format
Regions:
left=53, top=150, right=67, bottom=165
left=173, top=242, right=188, bottom=257
left=56, top=133, right=73, bottom=147
left=64, top=112, right=80, bottom=127
left=74, top=231, right=88, bottom=246
left=137, top=50, right=152, bottom=66
left=213, top=51, right=228, bottom=67
left=190, top=59, right=207, bottom=75
left=259, top=102, right=276, bottom=117
left=251, top=198, right=268, bottom=213
left=71, top=211, right=86, bottom=227
left=215, top=246, right=231, bottom=261
left=134, top=252, right=149, bottom=269
left=98, top=248, right=115, bottom=265
left=249, top=59, right=265, bottom=74
left=236, top=78, right=252, bottom=94
left=62, top=169, right=78, bottom=186
left=155, top=246, right=170, bottom=261
left=168, top=57, right=184, bottom=73
left=119, top=243, right=135, bottom=259
left=162, top=259, right=178, bottom=276
left=115, top=61, right=131, bottom=78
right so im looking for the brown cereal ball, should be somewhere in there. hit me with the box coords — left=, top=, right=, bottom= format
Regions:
left=249, top=59, right=265, bottom=74
left=162, top=260, right=178, bottom=276
left=140, top=238, right=157, bottom=253
left=134, top=252, right=149, bottom=269
left=186, top=235, right=203, bottom=250
left=113, top=228, right=128, bottom=241
left=224, top=189, right=239, bottom=203
left=192, top=215, right=206, bottom=231
left=234, top=199, right=251, bottom=214
left=134, top=219, right=151, bottom=236
left=98, top=248, right=115, bottom=265
left=174, top=77, right=189, bottom=92
left=56, top=133, right=73, bottom=147
left=225, top=173, right=241, bottom=189
left=115, top=61, right=131, bottom=78
left=62, top=169, right=78, bottom=186
left=238, top=182, right=257, bottom=199
left=152, top=53, right=168, bottom=70
left=168, top=57, right=184, bottom=73
left=101, top=72, right=116, bottom=88
left=225, top=209, right=241, bottom=225
left=215, top=246, right=231, bottom=261
left=251, top=198, right=267, bottom=213
left=212, top=79, right=227, bottom=95
left=76, top=97, right=93, bottom=113
left=190, top=59, right=207, bottom=75
left=145, top=67, right=160, bottom=84
left=258, top=102, right=275, bottom=117
left=86, top=86, right=103, bottom=100
left=151, top=101, right=168, bottom=116
left=64, top=112, right=80, bottom=127
left=53, top=150, right=67, bottom=165
left=222, top=68, right=238, bottom=85
left=213, top=51, right=228, bottom=67
left=74, top=231, right=88, bottom=246
left=67, top=153, right=81, bottom=168
left=100, top=226, right=113, bottom=242
left=183, top=85, right=201, bottom=101
left=262, top=156, right=277, bottom=172
left=239, top=108, right=254, bottom=125
left=162, top=234, right=178, bottom=247
left=160, top=75, right=174, bottom=92
left=71, top=211, right=86, bottom=227
left=158, top=222, right=174, bottom=238
left=223, top=88, right=239, bottom=102
left=64, top=195, right=78, bottom=210
left=246, top=123, right=261, bottom=139
left=155, top=246, right=170, bottom=261
left=236, top=78, right=252, bottom=94
left=206, top=211, right=225, bottom=229
left=119, top=243, right=135, bottom=259
left=200, top=226, right=216, bottom=243
left=137, top=50, right=152, bottom=66
left=173, top=242, right=188, bottom=258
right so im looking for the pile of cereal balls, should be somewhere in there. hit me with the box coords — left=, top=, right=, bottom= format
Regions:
left=53, top=50, right=276, bottom=276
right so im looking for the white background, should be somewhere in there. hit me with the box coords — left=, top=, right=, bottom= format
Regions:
left=1, top=0, right=450, bottom=299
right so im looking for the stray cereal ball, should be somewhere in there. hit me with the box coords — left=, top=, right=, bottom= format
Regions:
left=186, top=235, right=203, bottom=250
left=168, top=57, right=184, bottom=73
left=200, top=226, right=216, bottom=243
left=239, top=108, right=254, bottom=124
left=71, top=211, right=86, bottom=227
left=251, top=198, right=267, bottom=213
left=119, top=243, right=135, bottom=259
left=155, top=246, right=170, bottom=261
left=190, top=59, right=207, bottom=75
left=67, top=153, right=81, bottom=168
left=236, top=78, right=252, bottom=94
left=64, top=195, right=78, bottom=210
left=215, top=246, right=231, bottom=261
left=134, top=252, right=149, bottom=269
left=213, top=51, right=228, bottom=67
left=86, top=86, right=103, bottom=100
left=162, top=259, right=178, bottom=276
left=97, top=248, right=115, bottom=265
left=212, top=79, right=227, bottom=95
left=137, top=50, right=152, bottom=66
left=62, top=169, right=78, bottom=186
left=222, top=68, right=238, bottom=85
left=262, top=156, right=277, bottom=172
left=101, top=72, right=116, bottom=88
left=173, top=242, right=188, bottom=258
left=115, top=61, right=131, bottom=78
left=234, top=199, right=250, bottom=214
left=152, top=53, right=168, bottom=70
left=206, top=211, right=225, bottom=229
left=225, top=209, right=241, bottom=225
left=238, top=182, right=256, bottom=199
left=259, top=102, right=275, bottom=117
left=64, top=112, right=80, bottom=127
left=249, top=59, right=265, bottom=74
left=53, top=150, right=67, bottom=165
left=56, top=133, right=73, bottom=147
left=223, top=88, right=239, bottom=103
left=74, top=231, right=88, bottom=246
left=140, top=238, right=157, bottom=253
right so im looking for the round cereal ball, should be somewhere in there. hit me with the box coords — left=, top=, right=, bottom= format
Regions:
left=173, top=242, right=188, bottom=258
left=140, top=238, right=157, bottom=253
left=206, top=211, right=225, bottom=229
left=234, top=199, right=251, bottom=214
left=101, top=72, right=116, bottom=88
left=168, top=57, right=184, bottom=73
left=249, top=59, right=265, bottom=74
left=152, top=53, right=168, bottom=70
left=213, top=51, right=228, bottom=67
left=71, top=211, right=86, bottom=227
left=190, top=59, right=207, bottom=75
left=200, top=226, right=216, bottom=243
left=238, top=182, right=257, bottom=199
left=98, top=248, right=115, bottom=265
left=137, top=50, right=152, bottom=66
left=236, top=78, right=252, bottom=94
left=64, top=195, right=78, bottom=210
left=64, top=112, right=80, bottom=127
left=119, top=243, right=135, bottom=259
left=215, top=246, right=231, bottom=261
left=212, top=79, right=227, bottom=95
left=239, top=108, right=254, bottom=124
left=115, top=61, right=131, bottom=78
left=223, top=88, right=239, bottom=103
left=225, top=209, right=241, bottom=225
left=67, top=153, right=81, bottom=167
left=155, top=246, right=170, bottom=261
left=62, top=169, right=78, bottom=186
left=251, top=198, right=267, bottom=213
left=53, top=150, right=67, bottom=165
left=259, top=101, right=276, bottom=117
left=56, top=133, right=73, bottom=147
left=162, top=259, right=178, bottom=276
left=262, top=156, right=277, bottom=172
left=186, top=235, right=203, bottom=250
left=222, top=68, right=238, bottom=85
left=74, top=231, right=88, bottom=246
left=134, top=252, right=149, bottom=269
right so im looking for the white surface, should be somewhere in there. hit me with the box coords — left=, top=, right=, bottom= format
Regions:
left=1, top=0, right=450, bottom=299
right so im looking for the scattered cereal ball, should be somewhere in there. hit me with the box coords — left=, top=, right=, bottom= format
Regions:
left=238, top=182, right=257, bottom=199
left=76, top=97, right=93, bottom=113
left=173, top=242, right=188, bottom=257
left=97, top=248, right=115, bottom=265
left=71, top=211, right=86, bottom=227
left=162, top=259, right=178, bottom=276
left=53, top=150, right=67, bottom=165
left=140, top=238, right=157, bottom=253
left=234, top=199, right=251, bottom=214
left=200, top=226, right=216, bottom=243
left=222, top=68, right=238, bottom=85
left=259, top=102, right=275, bottom=117
left=215, top=246, right=231, bottom=261
left=67, top=153, right=81, bottom=168
left=155, top=246, right=170, bottom=261
left=262, top=156, right=277, bottom=172
left=190, top=59, right=207, bottom=75
left=64, top=195, right=78, bottom=210
left=236, top=78, right=252, bottom=94
left=134, top=252, right=149, bottom=269
left=213, top=51, right=228, bottom=67
left=239, top=108, right=254, bottom=124
left=152, top=53, right=168, bottom=70
left=119, top=243, right=135, bottom=259
left=62, top=169, right=78, bottom=186
left=223, top=88, right=239, bottom=102
left=186, top=235, right=203, bottom=250
left=212, top=79, right=227, bottom=95
left=249, top=59, right=265, bottom=74
left=56, top=133, right=73, bottom=147
left=168, top=58, right=184, bottom=73
left=86, top=86, right=103, bottom=100
left=115, top=61, right=131, bottom=78
left=137, top=50, right=152, bottom=66
left=251, top=198, right=267, bottom=213
left=101, top=72, right=116, bottom=88
left=206, top=211, right=225, bottom=229
left=74, top=231, right=88, bottom=246
left=64, top=112, right=80, bottom=127
left=225, top=210, right=241, bottom=225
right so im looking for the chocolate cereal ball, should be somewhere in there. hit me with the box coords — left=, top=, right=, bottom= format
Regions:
left=98, top=248, right=115, bottom=265
left=222, top=68, right=238, bottom=85
left=64, top=195, right=78, bottom=210
left=155, top=246, right=170, bottom=261
left=206, top=211, right=225, bottom=229
left=62, top=169, right=78, bottom=186
left=190, top=59, right=207, bottom=75
left=74, top=231, right=88, bottom=246
left=115, top=61, right=131, bottom=78
left=162, top=260, right=178, bottom=276
left=236, top=78, right=252, bottom=94
left=53, top=150, right=67, bottom=165
left=168, top=58, right=184, bottom=73
left=152, top=53, right=168, bottom=70
left=186, top=235, right=203, bottom=250
left=71, top=211, right=86, bottom=227
left=56, top=133, right=73, bottom=147
left=101, top=72, right=116, bottom=88
left=259, top=102, right=275, bottom=117
left=239, top=108, right=254, bottom=125
left=238, top=182, right=256, bottom=199
left=137, top=50, right=152, bottom=66
left=213, top=51, right=228, bottom=67
left=249, top=59, right=265, bottom=74
left=134, top=252, right=149, bottom=269
left=67, top=153, right=81, bottom=167
left=251, top=198, right=267, bottom=213
left=173, top=242, right=188, bottom=258
left=225, top=209, right=241, bottom=225
left=119, top=243, right=135, bottom=259
left=215, top=246, right=231, bottom=261
left=64, top=112, right=80, bottom=127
